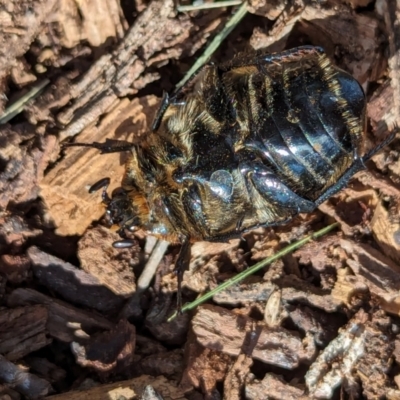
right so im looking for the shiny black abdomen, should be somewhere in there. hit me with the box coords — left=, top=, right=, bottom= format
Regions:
left=228, top=55, right=366, bottom=201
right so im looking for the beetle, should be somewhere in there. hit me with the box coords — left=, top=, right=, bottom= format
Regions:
left=68, top=45, right=395, bottom=309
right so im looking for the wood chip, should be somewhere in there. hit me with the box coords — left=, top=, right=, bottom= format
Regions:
left=0, top=305, right=50, bottom=361
left=27, top=246, right=126, bottom=313
left=7, top=288, right=114, bottom=343
left=192, top=305, right=317, bottom=369
left=181, top=331, right=231, bottom=394
left=77, top=226, right=138, bottom=297
left=341, top=238, right=400, bottom=316
left=0, top=0, right=57, bottom=85
left=246, top=373, right=307, bottom=400
left=45, top=375, right=186, bottom=400
left=72, top=319, right=136, bottom=373
left=40, top=96, right=158, bottom=236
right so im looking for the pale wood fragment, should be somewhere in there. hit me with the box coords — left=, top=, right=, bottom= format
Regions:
left=371, top=200, right=400, bottom=264
left=40, top=96, right=158, bottom=236
left=341, top=239, right=400, bottom=316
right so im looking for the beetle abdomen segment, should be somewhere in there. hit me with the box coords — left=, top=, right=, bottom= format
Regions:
left=232, top=50, right=366, bottom=202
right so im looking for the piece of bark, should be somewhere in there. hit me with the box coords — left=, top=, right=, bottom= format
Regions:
left=247, top=0, right=287, bottom=20
left=25, top=357, right=66, bottom=385
left=371, top=199, right=400, bottom=264
left=387, top=388, right=400, bottom=400
left=279, top=275, right=344, bottom=313
left=368, top=81, right=398, bottom=140
left=340, top=239, right=400, bottom=316
left=192, top=305, right=317, bottom=369
left=0, top=0, right=57, bottom=86
left=40, top=96, right=158, bottom=236
left=331, top=268, right=370, bottom=310
left=10, top=58, right=37, bottom=88
left=51, top=0, right=127, bottom=48
left=25, top=0, right=209, bottom=138
left=136, top=349, right=183, bottom=378
left=355, top=311, right=393, bottom=399
left=0, top=124, right=59, bottom=210
left=0, top=305, right=50, bottom=361
left=77, top=226, right=139, bottom=297
left=45, top=375, right=186, bottom=400
left=317, top=187, right=380, bottom=238
left=7, top=288, right=114, bottom=343
left=289, top=306, right=344, bottom=347
left=305, top=309, right=393, bottom=399
left=27, top=246, right=126, bottom=313
left=0, top=254, right=30, bottom=283
left=0, top=213, right=42, bottom=249
left=223, top=354, right=253, bottom=400
left=293, top=232, right=349, bottom=272
left=71, top=319, right=136, bottom=373
left=181, top=331, right=231, bottom=394
left=249, top=3, right=381, bottom=83
left=213, top=281, right=277, bottom=307
left=0, top=355, right=52, bottom=399
left=181, top=240, right=241, bottom=294
left=378, top=0, right=400, bottom=127
left=246, top=373, right=307, bottom=400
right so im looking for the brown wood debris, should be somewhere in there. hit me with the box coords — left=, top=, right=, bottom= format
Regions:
left=44, top=375, right=186, bottom=400
left=27, top=246, right=127, bottom=312
left=7, top=288, right=114, bottom=342
left=1, top=0, right=400, bottom=398
left=39, top=96, right=159, bottom=236
left=246, top=373, right=308, bottom=400
left=0, top=305, right=50, bottom=361
left=0, top=0, right=57, bottom=106
left=77, top=226, right=139, bottom=296
left=71, top=319, right=136, bottom=374
left=192, top=304, right=317, bottom=369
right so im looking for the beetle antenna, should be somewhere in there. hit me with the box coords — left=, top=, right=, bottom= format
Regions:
left=63, top=139, right=133, bottom=154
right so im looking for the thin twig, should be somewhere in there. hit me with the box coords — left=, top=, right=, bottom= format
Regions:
left=0, top=79, right=50, bottom=124
left=167, top=222, right=340, bottom=321
left=177, top=1, right=242, bottom=12
left=175, top=2, right=248, bottom=90
left=137, top=239, right=169, bottom=291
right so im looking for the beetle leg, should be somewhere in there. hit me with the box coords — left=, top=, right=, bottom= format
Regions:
left=314, top=130, right=397, bottom=207
left=152, top=91, right=171, bottom=131
left=242, top=162, right=316, bottom=214
left=174, top=236, right=191, bottom=313
left=362, top=129, right=397, bottom=161
left=313, top=159, right=366, bottom=207
left=63, top=138, right=134, bottom=154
